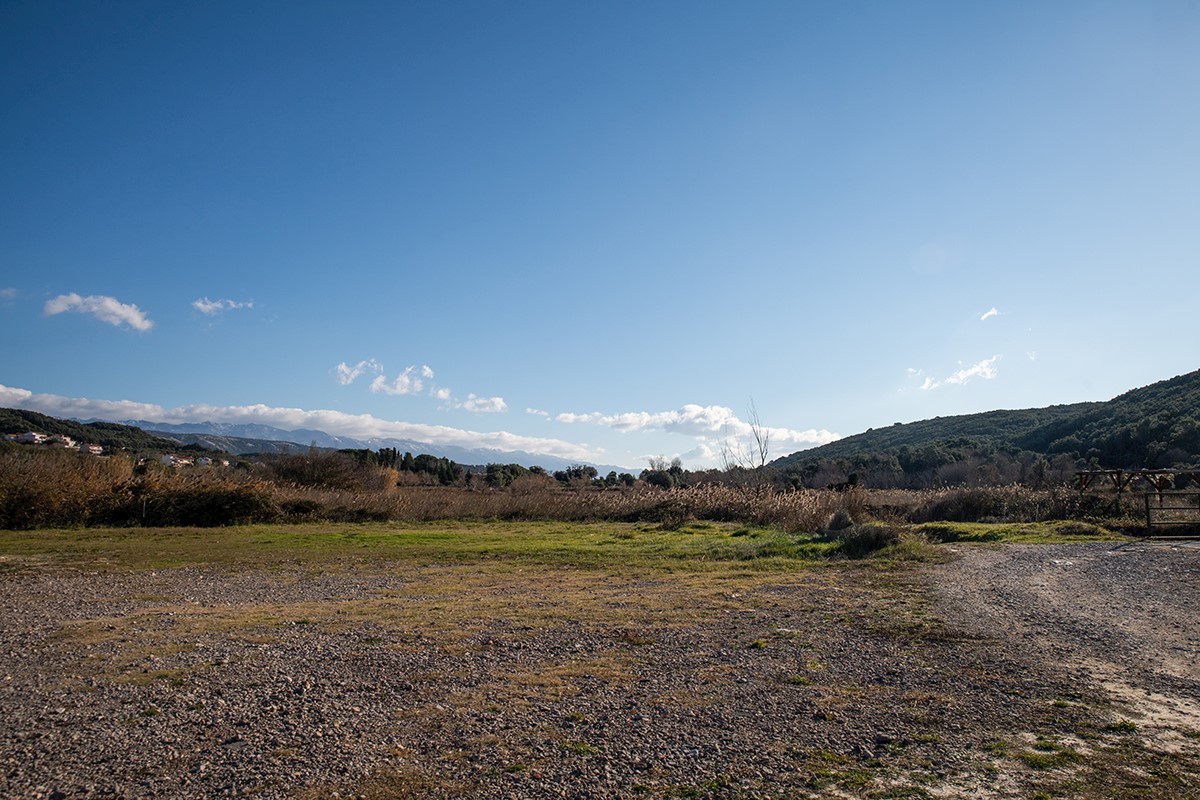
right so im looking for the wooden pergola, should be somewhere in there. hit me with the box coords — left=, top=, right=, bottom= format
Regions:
left=1074, top=469, right=1194, bottom=497
left=1075, top=469, right=1200, bottom=522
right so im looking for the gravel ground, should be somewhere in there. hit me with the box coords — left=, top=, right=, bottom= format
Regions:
left=2, top=540, right=1199, bottom=799
left=933, top=539, right=1200, bottom=753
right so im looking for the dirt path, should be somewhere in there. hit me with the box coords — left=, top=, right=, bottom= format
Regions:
left=932, top=540, right=1200, bottom=754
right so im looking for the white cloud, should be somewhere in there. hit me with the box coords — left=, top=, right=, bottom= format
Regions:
left=526, top=408, right=550, bottom=417
left=459, top=394, right=507, bottom=413
left=370, top=366, right=425, bottom=396
left=340, top=362, right=451, bottom=399
left=0, top=383, right=600, bottom=461
left=979, top=307, right=999, bottom=321
left=193, top=297, right=254, bottom=315
left=555, top=403, right=838, bottom=447
left=1027, top=351, right=1038, bottom=361
left=680, top=443, right=718, bottom=464
left=44, top=293, right=153, bottom=331
left=0, top=288, right=16, bottom=299
left=556, top=412, right=604, bottom=424
left=339, top=362, right=499, bottom=412
left=945, top=355, right=1000, bottom=385
left=920, top=355, right=1001, bottom=390
left=335, top=359, right=383, bottom=385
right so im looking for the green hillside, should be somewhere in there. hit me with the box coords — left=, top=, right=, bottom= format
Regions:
left=1018, top=369, right=1200, bottom=468
left=772, top=368, right=1200, bottom=486
left=0, top=408, right=182, bottom=452
left=772, top=404, right=1097, bottom=467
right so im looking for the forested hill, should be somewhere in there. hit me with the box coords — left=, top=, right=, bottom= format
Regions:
left=771, top=404, right=1097, bottom=466
left=0, top=408, right=181, bottom=452
left=1016, top=369, right=1200, bottom=468
left=771, top=368, right=1200, bottom=484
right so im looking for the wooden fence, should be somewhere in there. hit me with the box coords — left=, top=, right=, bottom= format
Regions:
left=1144, top=491, right=1200, bottom=532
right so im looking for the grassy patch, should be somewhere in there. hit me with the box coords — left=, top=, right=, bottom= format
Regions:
left=1018, top=739, right=1083, bottom=769
left=1103, top=719, right=1138, bottom=733
left=980, top=739, right=1009, bottom=755
left=866, top=786, right=931, bottom=799
left=912, top=520, right=1121, bottom=544
left=0, top=521, right=850, bottom=573
left=617, top=629, right=655, bottom=646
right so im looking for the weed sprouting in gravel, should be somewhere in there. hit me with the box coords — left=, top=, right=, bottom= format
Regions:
left=1103, top=719, right=1138, bottom=733
left=560, top=740, right=598, bottom=756
left=617, top=629, right=654, bottom=646
left=865, top=785, right=932, bottom=799
left=980, top=739, right=1010, bottom=756
left=1019, top=741, right=1083, bottom=769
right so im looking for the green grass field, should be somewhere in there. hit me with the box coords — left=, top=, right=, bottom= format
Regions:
left=0, top=520, right=850, bottom=573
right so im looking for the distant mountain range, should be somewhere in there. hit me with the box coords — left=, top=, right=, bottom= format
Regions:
left=771, top=367, right=1200, bottom=474
left=126, top=420, right=367, bottom=451
left=142, top=431, right=314, bottom=456
left=0, top=408, right=629, bottom=473
left=116, top=419, right=632, bottom=475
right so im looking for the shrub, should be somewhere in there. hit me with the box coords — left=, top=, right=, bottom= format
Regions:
left=830, top=523, right=902, bottom=558
left=135, top=482, right=279, bottom=527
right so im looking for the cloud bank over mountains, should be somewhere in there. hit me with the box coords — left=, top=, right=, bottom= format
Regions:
left=0, top=384, right=839, bottom=470
left=555, top=403, right=838, bottom=447
left=0, top=384, right=599, bottom=462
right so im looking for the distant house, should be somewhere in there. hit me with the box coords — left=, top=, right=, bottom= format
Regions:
left=14, top=432, right=48, bottom=444
left=196, top=456, right=213, bottom=466
left=48, top=434, right=76, bottom=448
left=80, top=444, right=104, bottom=455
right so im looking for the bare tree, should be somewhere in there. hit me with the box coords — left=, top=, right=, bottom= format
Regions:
left=748, top=400, right=770, bottom=477
left=720, top=399, right=771, bottom=489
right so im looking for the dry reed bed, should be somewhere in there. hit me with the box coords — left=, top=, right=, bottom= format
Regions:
left=0, top=447, right=1097, bottom=531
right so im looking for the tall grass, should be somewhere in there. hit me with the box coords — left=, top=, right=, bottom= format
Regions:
left=0, top=447, right=1105, bottom=530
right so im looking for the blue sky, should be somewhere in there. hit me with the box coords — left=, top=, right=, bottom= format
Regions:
left=2, top=1, right=1198, bottom=470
